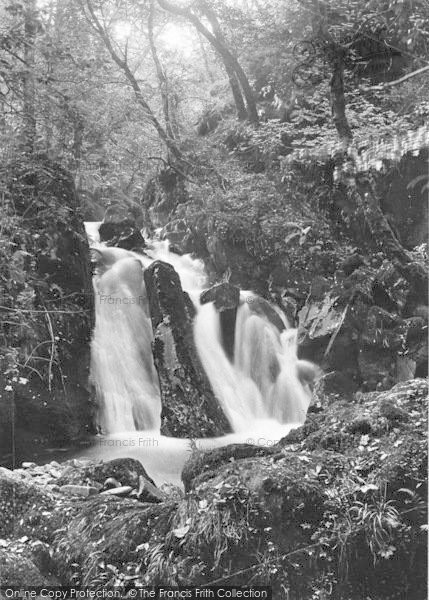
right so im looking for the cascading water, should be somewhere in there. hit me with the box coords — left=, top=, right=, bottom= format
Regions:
left=83, top=221, right=315, bottom=483
left=193, top=293, right=311, bottom=432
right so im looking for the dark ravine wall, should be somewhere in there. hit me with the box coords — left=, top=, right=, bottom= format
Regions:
left=0, top=157, right=95, bottom=459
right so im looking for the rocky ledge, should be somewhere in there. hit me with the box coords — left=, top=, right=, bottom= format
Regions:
left=0, top=379, right=426, bottom=598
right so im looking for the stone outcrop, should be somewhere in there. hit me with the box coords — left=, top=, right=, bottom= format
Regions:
left=98, top=218, right=146, bottom=252
left=0, top=157, right=94, bottom=460
left=142, top=168, right=188, bottom=228
left=144, top=260, right=231, bottom=437
left=298, top=262, right=428, bottom=390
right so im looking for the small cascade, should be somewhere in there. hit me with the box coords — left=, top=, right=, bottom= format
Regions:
left=90, top=248, right=161, bottom=433
left=193, top=295, right=311, bottom=432
left=85, top=222, right=314, bottom=438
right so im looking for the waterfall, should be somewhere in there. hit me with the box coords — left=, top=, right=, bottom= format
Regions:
left=193, top=295, right=311, bottom=432
left=85, top=222, right=313, bottom=437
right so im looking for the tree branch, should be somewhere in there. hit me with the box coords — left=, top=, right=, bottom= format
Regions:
left=82, top=0, right=182, bottom=161
left=368, top=65, right=429, bottom=89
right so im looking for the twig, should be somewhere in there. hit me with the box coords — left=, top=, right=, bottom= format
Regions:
left=324, top=304, right=349, bottom=357
left=205, top=543, right=321, bottom=585
left=0, top=305, right=90, bottom=314
left=44, top=308, right=56, bottom=392
left=367, top=65, right=429, bottom=89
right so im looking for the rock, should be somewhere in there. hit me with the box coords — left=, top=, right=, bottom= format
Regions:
left=200, top=283, right=241, bottom=359
left=182, top=443, right=280, bottom=492
left=103, top=477, right=122, bottom=489
left=206, top=235, right=229, bottom=272
left=57, top=458, right=155, bottom=489
left=51, top=496, right=176, bottom=585
left=137, top=476, right=165, bottom=503
left=142, top=169, right=189, bottom=228
left=99, top=218, right=146, bottom=252
left=144, top=261, right=231, bottom=437
left=160, top=219, right=195, bottom=254
left=175, top=377, right=426, bottom=598
left=0, top=156, right=94, bottom=457
left=312, top=371, right=358, bottom=407
left=373, top=260, right=409, bottom=312
left=22, top=462, right=36, bottom=469
left=59, top=485, right=99, bottom=497
left=0, top=468, right=54, bottom=536
left=100, top=485, right=133, bottom=496
left=298, top=290, right=363, bottom=378
left=245, top=295, right=286, bottom=332
left=0, top=549, right=52, bottom=585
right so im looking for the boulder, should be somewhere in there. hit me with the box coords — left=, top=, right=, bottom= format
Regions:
left=98, top=218, right=146, bottom=252
left=0, top=467, right=54, bottom=536
left=200, top=283, right=241, bottom=359
left=56, top=458, right=155, bottom=488
left=297, top=264, right=424, bottom=389
left=144, top=261, right=231, bottom=437
left=0, top=549, right=53, bottom=586
left=137, top=476, right=166, bottom=503
left=168, top=380, right=427, bottom=598
left=51, top=496, right=176, bottom=585
left=182, top=443, right=280, bottom=492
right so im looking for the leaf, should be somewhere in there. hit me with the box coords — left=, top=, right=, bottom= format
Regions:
left=359, top=484, right=378, bottom=494
left=172, top=525, right=190, bottom=539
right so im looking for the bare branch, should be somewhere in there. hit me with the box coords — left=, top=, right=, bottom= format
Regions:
left=368, top=65, right=429, bottom=89
left=81, top=0, right=182, bottom=161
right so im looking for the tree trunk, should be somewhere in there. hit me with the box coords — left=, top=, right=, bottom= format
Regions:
left=83, top=0, right=182, bottom=162
left=157, top=0, right=258, bottom=123
left=148, top=0, right=176, bottom=142
left=330, top=47, right=352, bottom=148
left=22, top=0, right=37, bottom=154
left=223, top=62, right=247, bottom=120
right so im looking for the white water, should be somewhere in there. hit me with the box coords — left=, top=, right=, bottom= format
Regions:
left=83, top=221, right=314, bottom=484
left=194, top=297, right=311, bottom=432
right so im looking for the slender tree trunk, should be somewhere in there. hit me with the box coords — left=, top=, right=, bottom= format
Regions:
left=330, top=47, right=352, bottom=148
left=22, top=0, right=37, bottom=154
left=198, top=1, right=247, bottom=120
left=157, top=0, right=258, bottom=123
left=223, top=62, right=247, bottom=120
left=148, top=0, right=176, bottom=142
left=83, top=0, right=182, bottom=162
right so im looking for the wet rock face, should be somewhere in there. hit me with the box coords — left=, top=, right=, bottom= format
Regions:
left=298, top=263, right=428, bottom=390
left=0, top=157, right=94, bottom=458
left=246, top=295, right=286, bottom=332
left=98, top=218, right=146, bottom=252
left=160, top=219, right=195, bottom=255
left=144, top=260, right=231, bottom=437
left=142, top=169, right=189, bottom=228
left=200, top=283, right=241, bottom=360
